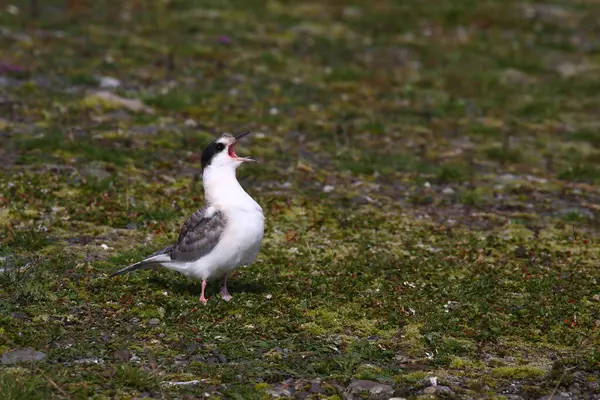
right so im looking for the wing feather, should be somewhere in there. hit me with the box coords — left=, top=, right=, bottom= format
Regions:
left=168, top=206, right=226, bottom=262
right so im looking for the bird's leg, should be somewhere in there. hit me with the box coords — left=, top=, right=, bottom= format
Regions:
left=199, top=280, right=208, bottom=305
left=219, top=274, right=232, bottom=302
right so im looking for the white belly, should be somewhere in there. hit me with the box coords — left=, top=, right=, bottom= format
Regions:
left=172, top=207, right=264, bottom=281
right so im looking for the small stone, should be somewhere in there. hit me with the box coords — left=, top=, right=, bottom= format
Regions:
left=436, top=386, right=453, bottom=394
left=346, top=380, right=394, bottom=396
left=125, top=222, right=137, bottom=230
left=6, top=5, right=19, bottom=15
left=422, top=385, right=453, bottom=395
left=184, top=118, right=197, bottom=128
left=99, top=76, right=121, bottom=89
left=216, top=354, right=228, bottom=363
left=351, top=195, right=375, bottom=205
left=113, top=349, right=130, bottom=362
left=266, top=381, right=296, bottom=398
left=148, top=318, right=160, bottom=326
left=73, top=357, right=103, bottom=365
left=514, top=246, right=528, bottom=258
left=342, top=6, right=362, bottom=18
left=1, top=348, right=46, bottom=365
left=81, top=164, right=111, bottom=180
left=309, top=381, right=323, bottom=393
left=83, top=91, right=154, bottom=114
left=186, top=343, right=200, bottom=353
left=555, top=62, right=595, bottom=78
left=162, top=380, right=201, bottom=387
left=500, top=69, right=536, bottom=86
left=323, top=185, right=335, bottom=193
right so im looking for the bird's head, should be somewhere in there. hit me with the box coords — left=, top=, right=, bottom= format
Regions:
left=200, top=132, right=256, bottom=171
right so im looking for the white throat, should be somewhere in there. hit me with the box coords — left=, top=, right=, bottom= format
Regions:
left=202, top=165, right=261, bottom=212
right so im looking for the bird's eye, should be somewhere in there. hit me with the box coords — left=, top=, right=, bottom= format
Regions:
left=216, top=143, right=225, bottom=151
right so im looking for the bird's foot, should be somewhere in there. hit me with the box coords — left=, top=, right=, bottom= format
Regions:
left=199, top=280, right=208, bottom=305
left=219, top=287, right=232, bottom=302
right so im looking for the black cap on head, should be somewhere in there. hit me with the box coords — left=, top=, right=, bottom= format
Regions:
left=201, top=140, right=226, bottom=170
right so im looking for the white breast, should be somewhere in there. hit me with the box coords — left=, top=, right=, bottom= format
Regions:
left=181, top=206, right=264, bottom=281
left=180, top=165, right=265, bottom=281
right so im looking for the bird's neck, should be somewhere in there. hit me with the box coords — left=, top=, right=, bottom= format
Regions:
left=202, top=166, right=259, bottom=210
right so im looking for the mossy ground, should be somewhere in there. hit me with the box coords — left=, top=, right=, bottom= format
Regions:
left=1, top=0, right=599, bottom=399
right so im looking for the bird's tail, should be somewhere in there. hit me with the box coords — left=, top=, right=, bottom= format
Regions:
left=109, top=254, right=170, bottom=277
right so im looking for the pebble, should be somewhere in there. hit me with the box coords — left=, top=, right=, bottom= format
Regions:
left=184, top=118, right=197, bottom=128
left=309, top=381, right=324, bottom=393
left=81, top=164, right=111, bottom=180
left=148, top=318, right=160, bottom=326
left=99, top=76, right=121, bottom=89
left=346, top=380, right=394, bottom=396
left=72, top=357, right=103, bottom=365
left=424, top=385, right=453, bottom=395
left=1, top=348, right=47, bottom=364
left=113, top=349, right=130, bottom=362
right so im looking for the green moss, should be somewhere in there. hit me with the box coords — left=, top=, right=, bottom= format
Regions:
left=449, top=357, right=468, bottom=369
left=401, top=371, right=429, bottom=383
left=492, top=366, right=546, bottom=380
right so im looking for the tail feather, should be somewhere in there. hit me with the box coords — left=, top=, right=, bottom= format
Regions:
left=110, top=254, right=170, bottom=277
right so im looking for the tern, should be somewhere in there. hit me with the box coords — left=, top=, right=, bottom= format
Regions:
left=110, top=132, right=264, bottom=304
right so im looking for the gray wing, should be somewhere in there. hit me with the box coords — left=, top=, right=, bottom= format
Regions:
left=167, top=206, right=226, bottom=262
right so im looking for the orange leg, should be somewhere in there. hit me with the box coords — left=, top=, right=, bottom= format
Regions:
left=199, top=280, right=208, bottom=305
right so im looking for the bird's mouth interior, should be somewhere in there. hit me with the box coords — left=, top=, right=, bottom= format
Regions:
left=228, top=143, right=238, bottom=158
left=228, top=132, right=256, bottom=162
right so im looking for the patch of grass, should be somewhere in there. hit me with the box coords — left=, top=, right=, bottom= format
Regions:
left=0, top=373, right=52, bottom=400
left=436, top=163, right=471, bottom=184
left=486, top=147, right=523, bottom=164
left=114, top=365, right=159, bottom=391
left=2, top=230, right=51, bottom=252
left=66, top=72, right=98, bottom=86
left=425, top=334, right=477, bottom=366
left=568, top=130, right=600, bottom=148
left=558, top=164, right=600, bottom=183
left=144, top=91, right=194, bottom=112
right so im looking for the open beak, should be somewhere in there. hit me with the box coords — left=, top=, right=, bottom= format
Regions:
left=229, top=131, right=257, bottom=162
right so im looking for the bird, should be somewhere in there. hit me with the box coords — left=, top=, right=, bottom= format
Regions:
left=110, top=132, right=264, bottom=305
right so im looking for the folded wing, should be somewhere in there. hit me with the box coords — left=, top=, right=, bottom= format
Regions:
left=109, top=206, right=226, bottom=277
